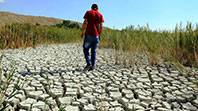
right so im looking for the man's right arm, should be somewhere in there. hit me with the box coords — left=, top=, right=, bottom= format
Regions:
left=81, top=19, right=87, bottom=39
left=99, top=22, right=103, bottom=35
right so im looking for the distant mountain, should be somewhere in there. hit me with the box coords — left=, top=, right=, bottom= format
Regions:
left=0, top=11, right=71, bottom=26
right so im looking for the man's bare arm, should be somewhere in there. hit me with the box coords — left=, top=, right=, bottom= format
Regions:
left=99, top=22, right=103, bottom=36
left=81, top=19, right=87, bottom=38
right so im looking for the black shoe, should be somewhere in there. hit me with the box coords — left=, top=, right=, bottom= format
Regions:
left=88, top=67, right=94, bottom=71
left=84, top=64, right=91, bottom=71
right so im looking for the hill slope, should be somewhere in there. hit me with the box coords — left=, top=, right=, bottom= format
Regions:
left=0, top=12, right=64, bottom=26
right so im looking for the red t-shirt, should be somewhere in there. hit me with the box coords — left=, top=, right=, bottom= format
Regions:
left=84, top=10, right=104, bottom=36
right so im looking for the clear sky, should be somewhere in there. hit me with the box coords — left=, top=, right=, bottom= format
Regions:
left=0, top=0, right=198, bottom=30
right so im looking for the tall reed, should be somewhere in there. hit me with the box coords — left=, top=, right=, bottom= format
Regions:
left=101, top=22, right=198, bottom=68
left=0, top=23, right=80, bottom=49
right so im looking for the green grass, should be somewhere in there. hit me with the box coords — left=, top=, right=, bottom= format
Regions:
left=101, top=23, right=198, bottom=68
left=0, top=23, right=81, bottom=49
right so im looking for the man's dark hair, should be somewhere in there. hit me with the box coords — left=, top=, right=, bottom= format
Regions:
left=91, top=4, right=98, bottom=10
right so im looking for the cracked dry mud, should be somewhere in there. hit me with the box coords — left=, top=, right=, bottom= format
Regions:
left=0, top=43, right=198, bottom=111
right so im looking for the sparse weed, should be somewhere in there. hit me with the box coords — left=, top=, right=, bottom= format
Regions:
left=58, top=105, right=66, bottom=111
left=132, top=104, right=136, bottom=111
left=45, top=75, right=51, bottom=90
left=0, top=54, right=22, bottom=111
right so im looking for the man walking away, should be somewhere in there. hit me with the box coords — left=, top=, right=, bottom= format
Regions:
left=80, top=4, right=104, bottom=71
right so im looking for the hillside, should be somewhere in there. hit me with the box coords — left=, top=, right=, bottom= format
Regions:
left=0, top=11, right=65, bottom=26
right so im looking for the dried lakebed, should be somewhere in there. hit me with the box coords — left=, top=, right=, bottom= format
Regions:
left=0, top=43, right=198, bottom=111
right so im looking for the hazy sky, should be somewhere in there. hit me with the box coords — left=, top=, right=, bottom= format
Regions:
left=0, top=0, right=198, bottom=30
